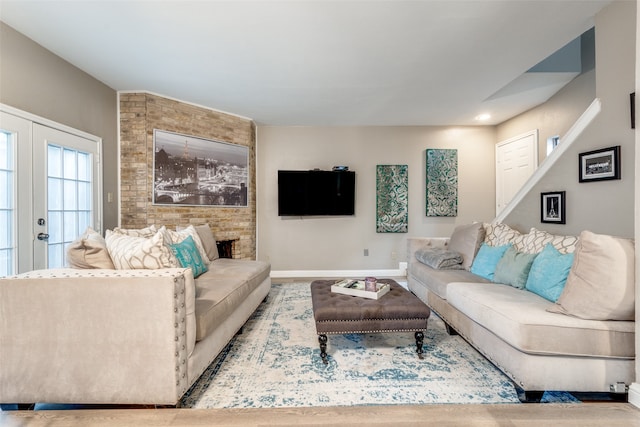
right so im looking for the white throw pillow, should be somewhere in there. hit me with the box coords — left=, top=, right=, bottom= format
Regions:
left=105, top=228, right=177, bottom=269
left=548, top=230, right=635, bottom=321
left=66, top=227, right=115, bottom=269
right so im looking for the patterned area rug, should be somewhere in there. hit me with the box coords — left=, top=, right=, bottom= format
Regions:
left=181, top=282, right=578, bottom=408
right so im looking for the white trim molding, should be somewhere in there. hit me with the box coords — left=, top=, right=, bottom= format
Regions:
left=629, top=383, right=640, bottom=408
left=272, top=262, right=407, bottom=280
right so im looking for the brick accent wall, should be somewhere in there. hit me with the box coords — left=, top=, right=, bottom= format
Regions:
left=119, top=93, right=256, bottom=259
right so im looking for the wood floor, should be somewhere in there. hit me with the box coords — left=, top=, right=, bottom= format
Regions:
left=2, top=402, right=640, bottom=426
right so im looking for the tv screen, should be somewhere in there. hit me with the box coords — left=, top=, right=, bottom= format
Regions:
left=278, top=170, right=355, bottom=216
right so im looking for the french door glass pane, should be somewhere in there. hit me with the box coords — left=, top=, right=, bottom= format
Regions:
left=47, top=144, right=93, bottom=269
left=48, top=178, right=63, bottom=210
left=48, top=145, right=62, bottom=178
left=63, top=179, right=77, bottom=210
left=0, top=130, right=14, bottom=277
left=48, top=211, right=62, bottom=244
left=77, top=152, right=90, bottom=181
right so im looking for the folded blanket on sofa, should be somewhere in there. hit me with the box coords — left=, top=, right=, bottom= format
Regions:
left=415, top=247, right=464, bottom=269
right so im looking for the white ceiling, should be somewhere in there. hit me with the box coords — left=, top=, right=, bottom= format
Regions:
left=0, top=1, right=611, bottom=126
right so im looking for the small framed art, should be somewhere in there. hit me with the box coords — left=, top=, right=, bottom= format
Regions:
left=541, top=191, right=565, bottom=224
left=578, top=146, right=621, bottom=183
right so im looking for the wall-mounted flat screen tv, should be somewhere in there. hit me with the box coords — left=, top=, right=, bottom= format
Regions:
left=278, top=170, right=355, bottom=216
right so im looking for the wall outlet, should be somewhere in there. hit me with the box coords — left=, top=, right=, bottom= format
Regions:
left=391, top=251, right=397, bottom=260
left=364, top=249, right=369, bottom=256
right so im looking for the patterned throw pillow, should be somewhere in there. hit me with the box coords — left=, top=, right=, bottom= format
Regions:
left=522, top=228, right=578, bottom=255
left=483, top=223, right=527, bottom=251
left=105, top=228, right=177, bottom=269
left=169, top=235, right=208, bottom=278
left=163, top=225, right=210, bottom=265
left=112, top=224, right=158, bottom=238
left=66, top=227, right=115, bottom=269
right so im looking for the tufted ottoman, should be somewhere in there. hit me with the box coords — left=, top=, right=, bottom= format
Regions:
left=310, top=279, right=430, bottom=364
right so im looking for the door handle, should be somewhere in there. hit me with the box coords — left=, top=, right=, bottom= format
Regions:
left=37, top=233, right=49, bottom=241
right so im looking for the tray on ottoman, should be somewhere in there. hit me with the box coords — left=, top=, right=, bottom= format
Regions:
left=310, top=278, right=430, bottom=364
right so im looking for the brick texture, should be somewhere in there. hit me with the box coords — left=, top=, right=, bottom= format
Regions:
left=119, top=93, right=256, bottom=260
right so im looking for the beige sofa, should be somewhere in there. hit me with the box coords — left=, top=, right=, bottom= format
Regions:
left=0, top=225, right=271, bottom=406
left=407, top=223, right=635, bottom=402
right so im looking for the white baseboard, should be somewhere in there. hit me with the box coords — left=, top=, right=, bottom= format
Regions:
left=628, top=383, right=640, bottom=408
left=272, top=262, right=407, bottom=279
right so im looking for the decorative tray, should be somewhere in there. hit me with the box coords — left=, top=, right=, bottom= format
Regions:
left=331, top=279, right=390, bottom=300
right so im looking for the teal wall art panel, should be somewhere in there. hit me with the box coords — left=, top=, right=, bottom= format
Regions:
left=426, top=149, right=458, bottom=217
left=376, top=164, right=408, bottom=233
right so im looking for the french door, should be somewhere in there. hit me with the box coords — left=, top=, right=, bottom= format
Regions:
left=0, top=107, right=102, bottom=276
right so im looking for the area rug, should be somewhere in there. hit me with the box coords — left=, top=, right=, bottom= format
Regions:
left=180, top=282, right=578, bottom=408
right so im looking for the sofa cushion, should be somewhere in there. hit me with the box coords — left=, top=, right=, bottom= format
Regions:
left=105, top=228, right=177, bottom=269
left=66, top=227, right=115, bottom=269
left=448, top=222, right=485, bottom=270
left=525, top=244, right=574, bottom=302
left=493, top=246, right=537, bottom=289
left=548, top=231, right=635, bottom=321
left=415, top=247, right=463, bottom=270
left=193, top=259, right=270, bottom=341
left=169, top=235, right=208, bottom=278
left=409, top=259, right=490, bottom=300
left=470, top=243, right=510, bottom=281
left=446, top=282, right=635, bottom=358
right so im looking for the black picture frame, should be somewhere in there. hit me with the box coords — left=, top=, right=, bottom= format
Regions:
left=541, top=191, right=565, bottom=224
left=631, top=92, right=635, bottom=129
left=578, top=145, right=621, bottom=183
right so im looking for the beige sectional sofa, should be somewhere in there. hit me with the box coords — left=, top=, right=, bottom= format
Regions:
left=0, top=224, right=271, bottom=406
left=407, top=222, right=635, bottom=402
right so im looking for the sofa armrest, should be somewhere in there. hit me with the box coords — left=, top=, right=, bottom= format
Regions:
left=0, top=268, right=196, bottom=405
left=407, top=237, right=450, bottom=270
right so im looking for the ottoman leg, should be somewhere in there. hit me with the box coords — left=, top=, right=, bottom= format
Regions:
left=415, top=331, right=425, bottom=359
left=318, top=334, right=328, bottom=364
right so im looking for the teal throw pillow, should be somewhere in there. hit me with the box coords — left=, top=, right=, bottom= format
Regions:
left=169, top=235, right=208, bottom=278
left=525, top=243, right=574, bottom=302
left=493, top=246, right=538, bottom=289
left=470, top=243, right=511, bottom=281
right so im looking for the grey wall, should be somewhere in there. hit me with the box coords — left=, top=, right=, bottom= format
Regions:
left=499, top=0, right=636, bottom=238
left=0, top=22, right=119, bottom=230
left=496, top=69, right=596, bottom=165
left=256, top=126, right=497, bottom=271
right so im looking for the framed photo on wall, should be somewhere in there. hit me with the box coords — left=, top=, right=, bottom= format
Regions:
left=152, top=129, right=249, bottom=207
left=541, top=191, right=565, bottom=224
left=578, top=145, right=621, bottom=183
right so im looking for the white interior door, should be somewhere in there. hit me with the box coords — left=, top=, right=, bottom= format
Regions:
left=495, top=130, right=538, bottom=216
left=0, top=106, right=102, bottom=275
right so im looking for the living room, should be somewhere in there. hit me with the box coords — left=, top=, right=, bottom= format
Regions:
left=1, top=0, right=639, bottom=424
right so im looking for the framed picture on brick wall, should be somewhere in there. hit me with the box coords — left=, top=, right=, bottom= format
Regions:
left=152, top=129, right=249, bottom=207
